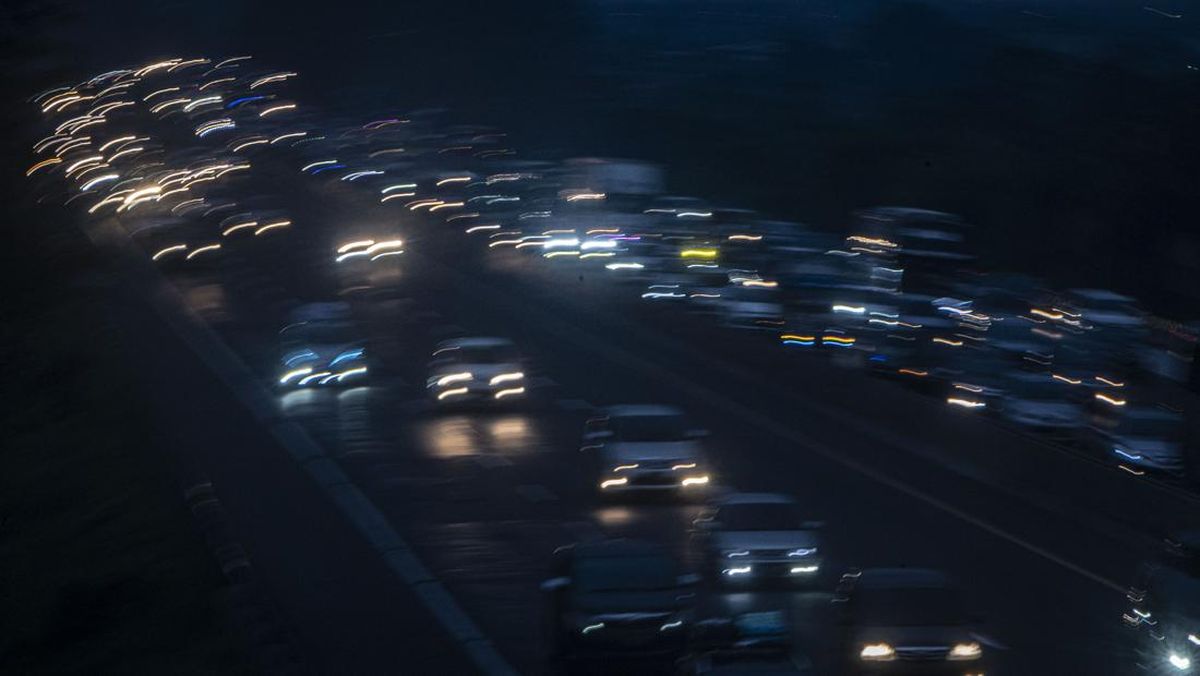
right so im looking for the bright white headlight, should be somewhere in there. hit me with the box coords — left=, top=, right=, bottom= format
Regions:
left=860, top=643, right=895, bottom=661
left=948, top=642, right=982, bottom=661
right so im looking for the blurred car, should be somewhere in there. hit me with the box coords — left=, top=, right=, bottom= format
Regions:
left=1084, top=405, right=1186, bottom=477
left=997, top=372, right=1085, bottom=433
left=582, top=404, right=713, bottom=499
left=425, top=336, right=526, bottom=405
left=1124, top=531, right=1200, bottom=674
left=683, top=611, right=809, bottom=675
left=276, top=302, right=368, bottom=389
left=540, top=539, right=699, bottom=666
left=832, top=568, right=987, bottom=675
left=694, top=493, right=824, bottom=586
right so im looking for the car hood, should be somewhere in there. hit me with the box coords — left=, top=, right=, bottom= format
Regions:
left=575, top=589, right=691, bottom=615
left=853, top=624, right=973, bottom=646
left=607, top=440, right=701, bottom=462
left=713, top=530, right=818, bottom=551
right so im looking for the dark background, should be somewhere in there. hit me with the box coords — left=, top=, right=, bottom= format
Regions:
left=6, top=0, right=1200, bottom=316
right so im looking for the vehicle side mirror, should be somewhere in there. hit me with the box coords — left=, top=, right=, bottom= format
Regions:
left=678, top=573, right=702, bottom=587
left=540, top=577, right=569, bottom=592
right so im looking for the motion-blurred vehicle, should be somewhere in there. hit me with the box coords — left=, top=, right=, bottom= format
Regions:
left=425, top=336, right=527, bottom=405
left=683, top=611, right=809, bottom=675
left=832, top=568, right=987, bottom=675
left=1083, top=404, right=1186, bottom=477
left=998, top=372, right=1085, bottom=434
left=582, top=404, right=712, bottom=499
left=276, top=302, right=369, bottom=389
left=540, top=539, right=698, bottom=666
left=1124, top=531, right=1200, bottom=674
left=694, top=493, right=824, bottom=586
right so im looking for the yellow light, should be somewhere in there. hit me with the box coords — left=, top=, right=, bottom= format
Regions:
left=437, top=387, right=469, bottom=401
left=1095, top=393, right=1126, bottom=406
left=859, top=643, right=895, bottom=661
left=898, top=368, right=928, bottom=377
left=436, top=372, right=473, bottom=387
left=948, top=642, right=982, bottom=661
left=680, top=248, right=718, bottom=259
left=488, top=372, right=524, bottom=386
left=680, top=476, right=710, bottom=487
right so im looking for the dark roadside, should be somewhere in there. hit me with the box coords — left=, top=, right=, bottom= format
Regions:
left=0, top=193, right=251, bottom=671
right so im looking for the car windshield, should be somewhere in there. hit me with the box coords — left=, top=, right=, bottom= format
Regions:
left=719, top=503, right=802, bottom=531
left=575, top=555, right=677, bottom=593
left=857, top=587, right=965, bottom=626
left=612, top=414, right=688, bottom=442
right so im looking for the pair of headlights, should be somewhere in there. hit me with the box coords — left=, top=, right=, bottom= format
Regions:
left=860, top=641, right=982, bottom=661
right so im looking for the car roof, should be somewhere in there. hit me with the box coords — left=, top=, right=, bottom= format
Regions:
left=718, top=493, right=796, bottom=507
left=605, top=404, right=683, bottom=418
left=439, top=336, right=514, bottom=349
left=855, top=568, right=952, bottom=590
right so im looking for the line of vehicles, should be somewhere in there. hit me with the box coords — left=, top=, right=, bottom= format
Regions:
left=27, top=54, right=1198, bottom=675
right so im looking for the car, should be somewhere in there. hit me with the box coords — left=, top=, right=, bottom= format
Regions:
left=540, top=540, right=699, bottom=666
left=694, top=493, right=824, bottom=586
left=1125, top=531, right=1200, bottom=673
left=1084, top=405, right=1186, bottom=477
left=276, top=302, right=369, bottom=389
left=832, top=568, right=987, bottom=675
left=683, top=611, right=809, bottom=675
left=425, top=336, right=527, bottom=405
left=998, top=371, right=1085, bottom=434
left=582, top=404, right=713, bottom=499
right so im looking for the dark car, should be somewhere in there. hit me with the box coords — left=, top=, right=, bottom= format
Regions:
left=832, top=568, right=987, bottom=675
left=540, top=540, right=699, bottom=667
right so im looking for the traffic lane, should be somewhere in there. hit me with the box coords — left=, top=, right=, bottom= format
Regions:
left=89, top=225, right=479, bottom=675
left=488, top=240, right=1198, bottom=534
left=413, top=247, right=1131, bottom=674
left=461, top=249, right=1195, bottom=562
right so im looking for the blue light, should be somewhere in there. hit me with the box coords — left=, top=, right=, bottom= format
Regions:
left=783, top=340, right=814, bottom=346
left=311, top=164, right=346, bottom=175
left=285, top=350, right=318, bottom=366
left=330, top=348, right=364, bottom=366
left=226, top=95, right=266, bottom=109
left=869, top=354, right=888, bottom=362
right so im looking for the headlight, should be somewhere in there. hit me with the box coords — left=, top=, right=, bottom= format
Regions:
left=611, top=464, right=639, bottom=472
left=789, top=565, right=819, bottom=574
left=671, top=462, right=697, bottom=470
left=725, top=550, right=750, bottom=559
left=1168, top=652, right=1191, bottom=671
left=659, top=619, right=684, bottom=632
left=723, top=566, right=752, bottom=577
left=600, top=478, right=628, bottom=489
left=948, top=642, right=982, bottom=661
left=580, top=622, right=605, bottom=635
left=680, top=475, right=710, bottom=487
left=860, top=643, right=895, bottom=661
left=435, top=371, right=473, bottom=387
left=489, top=371, right=524, bottom=386
left=493, top=386, right=525, bottom=399
left=787, top=548, right=817, bottom=557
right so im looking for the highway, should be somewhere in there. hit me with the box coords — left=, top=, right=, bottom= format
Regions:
left=142, top=168, right=1198, bottom=674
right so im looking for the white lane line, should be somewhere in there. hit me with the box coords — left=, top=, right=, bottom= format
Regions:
left=462, top=274, right=1126, bottom=594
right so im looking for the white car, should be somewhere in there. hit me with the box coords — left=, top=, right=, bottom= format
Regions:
left=695, top=493, right=823, bottom=586
left=426, top=337, right=527, bottom=404
left=583, top=405, right=712, bottom=498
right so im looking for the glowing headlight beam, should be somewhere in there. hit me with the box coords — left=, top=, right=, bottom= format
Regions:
left=151, top=244, right=187, bottom=261
left=488, top=372, right=524, bottom=386
left=494, top=387, right=525, bottom=400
